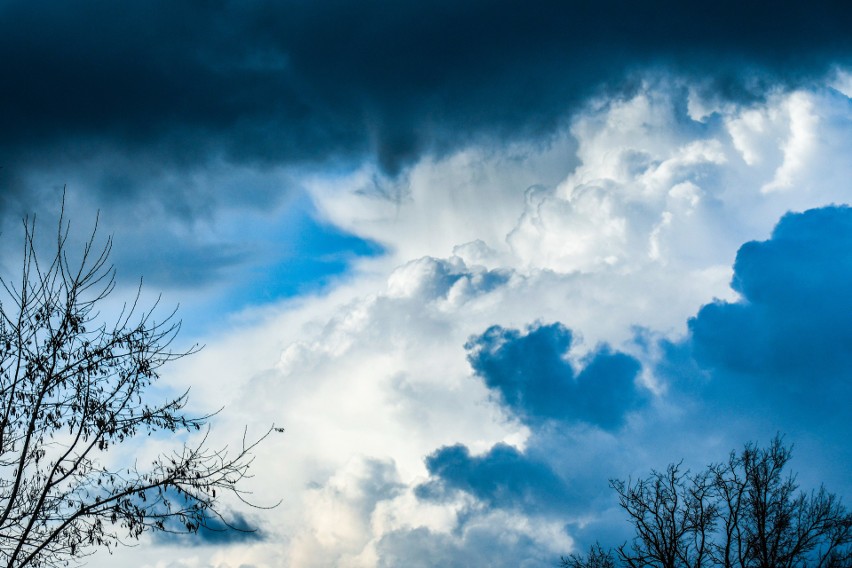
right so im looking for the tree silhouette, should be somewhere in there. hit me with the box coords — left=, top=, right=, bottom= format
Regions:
left=564, top=436, right=852, bottom=568
left=707, top=437, right=851, bottom=568
left=0, top=210, right=274, bottom=567
left=562, top=542, right=617, bottom=568
left=612, top=462, right=716, bottom=568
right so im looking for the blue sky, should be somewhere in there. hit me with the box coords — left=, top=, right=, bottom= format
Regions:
left=2, top=2, right=852, bottom=566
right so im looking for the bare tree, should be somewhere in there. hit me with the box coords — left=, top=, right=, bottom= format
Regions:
left=709, top=437, right=852, bottom=568
left=565, top=437, right=851, bottom=568
left=612, top=463, right=716, bottom=568
left=561, top=542, right=618, bottom=568
left=0, top=210, right=274, bottom=567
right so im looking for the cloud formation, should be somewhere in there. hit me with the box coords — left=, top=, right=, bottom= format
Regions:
left=409, top=205, right=852, bottom=565
left=691, top=205, right=852, bottom=386
left=466, top=323, right=643, bottom=429
left=6, top=3, right=852, bottom=327
left=155, top=509, right=264, bottom=547
left=3, top=0, right=852, bottom=201
left=5, top=1, right=852, bottom=564
left=75, top=76, right=852, bottom=567
left=376, top=521, right=565, bottom=568
left=651, top=206, right=852, bottom=464
left=417, top=442, right=574, bottom=516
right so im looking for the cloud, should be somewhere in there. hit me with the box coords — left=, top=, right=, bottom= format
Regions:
left=466, top=323, right=644, bottom=429
left=193, top=511, right=264, bottom=546
left=5, top=2, right=852, bottom=384
left=0, top=178, right=383, bottom=337
left=412, top=205, right=852, bottom=562
left=5, top=28, right=850, bottom=328
left=154, top=509, right=265, bottom=547
left=416, top=442, right=575, bottom=516
left=626, top=205, right=852, bottom=504
left=285, top=457, right=406, bottom=566
left=80, top=77, right=852, bottom=567
left=376, top=520, right=569, bottom=568
left=676, top=205, right=852, bottom=413
left=3, top=0, right=852, bottom=211
left=144, top=488, right=265, bottom=548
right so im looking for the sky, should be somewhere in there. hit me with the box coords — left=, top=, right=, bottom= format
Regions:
left=2, top=1, right=852, bottom=566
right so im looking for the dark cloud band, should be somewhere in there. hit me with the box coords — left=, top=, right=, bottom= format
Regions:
left=2, top=0, right=851, bottom=193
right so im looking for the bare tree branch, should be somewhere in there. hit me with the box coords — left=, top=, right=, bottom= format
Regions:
left=0, top=199, right=276, bottom=567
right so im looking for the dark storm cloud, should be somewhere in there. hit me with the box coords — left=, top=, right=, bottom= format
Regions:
left=466, top=323, right=643, bottom=429
left=2, top=0, right=852, bottom=197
